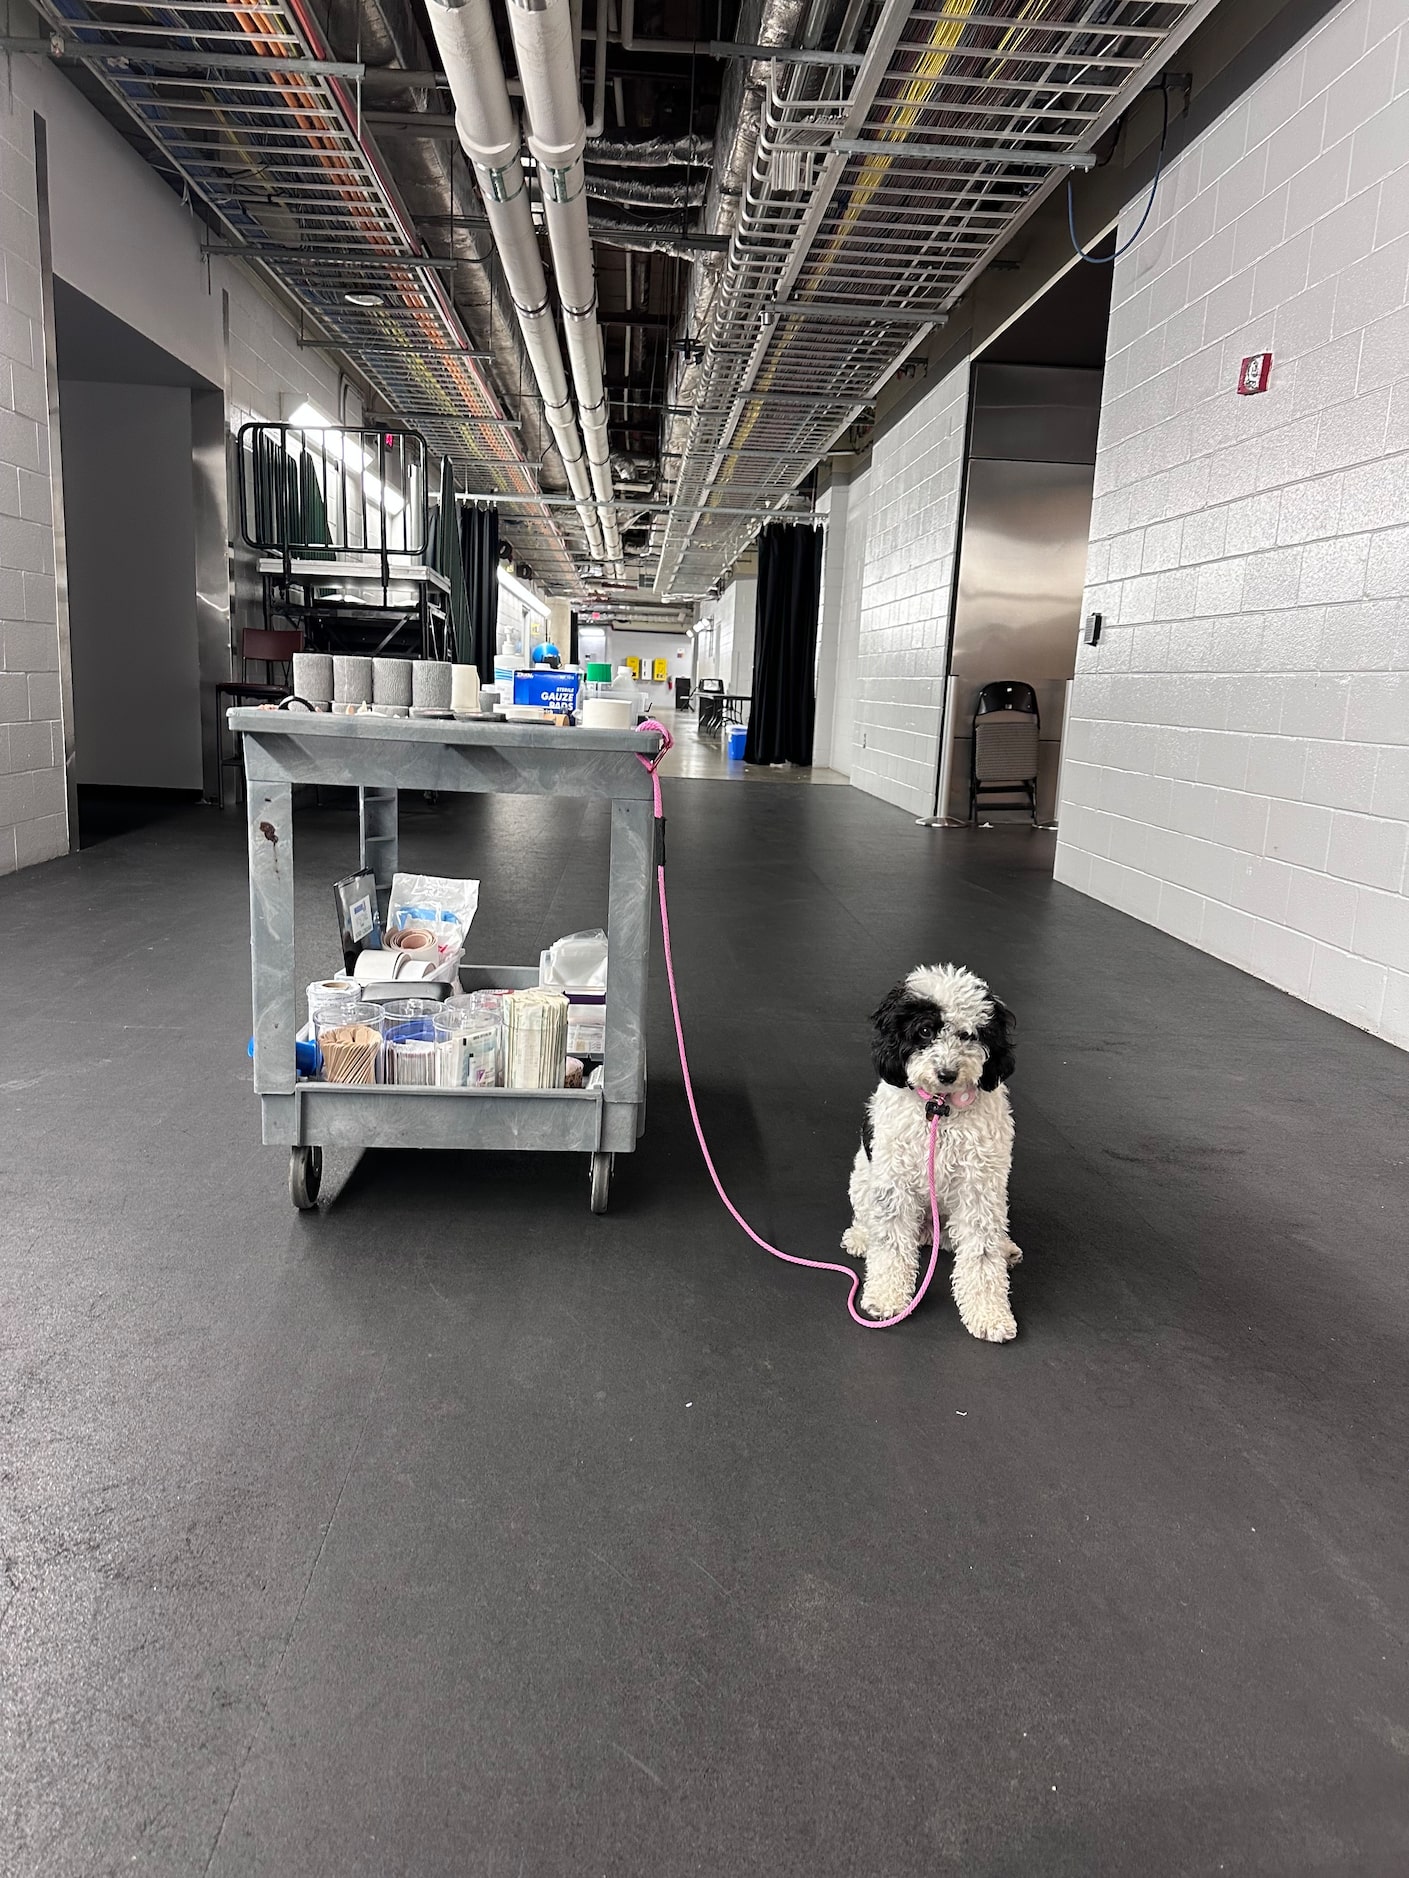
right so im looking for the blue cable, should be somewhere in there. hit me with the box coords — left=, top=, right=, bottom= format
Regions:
left=1068, top=77, right=1170, bottom=265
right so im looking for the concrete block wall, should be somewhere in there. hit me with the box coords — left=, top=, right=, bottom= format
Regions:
left=850, top=361, right=969, bottom=814
left=0, top=53, right=353, bottom=871
left=222, top=266, right=344, bottom=652
left=831, top=464, right=870, bottom=780
left=713, top=565, right=757, bottom=697
left=224, top=266, right=341, bottom=433
left=1055, top=0, right=1409, bottom=1049
left=812, top=463, right=870, bottom=777
left=0, top=86, right=64, bottom=875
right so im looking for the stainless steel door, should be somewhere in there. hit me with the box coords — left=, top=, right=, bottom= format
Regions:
left=942, top=455, right=1095, bottom=821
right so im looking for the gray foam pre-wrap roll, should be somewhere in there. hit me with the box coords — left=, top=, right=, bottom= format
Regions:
left=413, top=660, right=453, bottom=711
left=292, top=651, right=332, bottom=705
left=373, top=657, right=413, bottom=706
left=333, top=655, right=371, bottom=706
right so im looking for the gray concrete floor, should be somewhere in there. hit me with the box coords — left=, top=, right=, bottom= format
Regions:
left=2, top=779, right=1407, bottom=1876
left=658, top=709, right=847, bottom=782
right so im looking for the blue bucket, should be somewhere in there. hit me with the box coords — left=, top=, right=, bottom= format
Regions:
left=725, top=723, right=748, bottom=761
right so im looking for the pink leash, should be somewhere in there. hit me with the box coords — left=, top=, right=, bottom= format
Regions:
left=635, top=721, right=943, bottom=1330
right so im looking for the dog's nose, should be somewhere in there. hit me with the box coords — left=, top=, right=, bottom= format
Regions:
left=936, top=1068, right=957, bottom=1086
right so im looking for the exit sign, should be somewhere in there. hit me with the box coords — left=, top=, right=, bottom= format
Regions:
left=1238, top=353, right=1272, bottom=395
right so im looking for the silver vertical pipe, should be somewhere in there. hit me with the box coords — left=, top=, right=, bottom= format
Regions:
left=505, top=0, right=623, bottom=571
left=423, top=0, right=606, bottom=564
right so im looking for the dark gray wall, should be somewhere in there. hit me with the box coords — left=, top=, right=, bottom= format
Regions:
left=61, top=379, right=202, bottom=789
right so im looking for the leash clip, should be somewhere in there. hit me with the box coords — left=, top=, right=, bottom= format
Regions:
left=924, top=1095, right=949, bottom=1122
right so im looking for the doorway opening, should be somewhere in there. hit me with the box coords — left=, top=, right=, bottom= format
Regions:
left=52, top=281, right=224, bottom=846
left=934, top=245, right=1115, bottom=844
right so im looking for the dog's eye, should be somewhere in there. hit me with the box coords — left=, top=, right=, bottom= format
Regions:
left=914, top=1022, right=936, bottom=1045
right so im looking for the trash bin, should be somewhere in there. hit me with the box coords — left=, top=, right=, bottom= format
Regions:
left=725, top=723, right=748, bottom=761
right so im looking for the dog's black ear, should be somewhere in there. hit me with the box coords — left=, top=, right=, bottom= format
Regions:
left=978, top=998, right=1016, bottom=1090
left=870, top=983, right=913, bottom=1088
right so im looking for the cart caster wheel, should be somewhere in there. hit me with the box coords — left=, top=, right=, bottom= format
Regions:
left=290, top=1145, right=322, bottom=1211
left=589, top=1152, right=612, bottom=1215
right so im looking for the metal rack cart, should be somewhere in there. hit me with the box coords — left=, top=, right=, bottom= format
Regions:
left=233, top=709, right=663, bottom=1214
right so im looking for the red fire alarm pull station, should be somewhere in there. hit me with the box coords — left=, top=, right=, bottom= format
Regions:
left=1238, top=353, right=1272, bottom=395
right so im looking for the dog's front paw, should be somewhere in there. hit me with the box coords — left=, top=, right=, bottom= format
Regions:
left=1001, top=1237, right=1023, bottom=1267
left=841, top=1223, right=868, bottom=1261
left=958, top=1299, right=1017, bottom=1342
left=858, top=1281, right=914, bottom=1322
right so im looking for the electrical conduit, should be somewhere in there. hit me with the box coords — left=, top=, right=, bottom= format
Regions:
left=423, top=0, right=607, bottom=563
left=505, top=0, right=624, bottom=573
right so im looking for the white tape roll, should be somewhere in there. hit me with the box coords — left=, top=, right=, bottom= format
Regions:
left=581, top=697, right=634, bottom=731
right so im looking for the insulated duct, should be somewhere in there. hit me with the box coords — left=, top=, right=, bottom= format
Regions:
left=584, top=172, right=708, bottom=210
left=423, top=0, right=607, bottom=564
left=504, top=0, right=623, bottom=573
left=586, top=133, right=713, bottom=167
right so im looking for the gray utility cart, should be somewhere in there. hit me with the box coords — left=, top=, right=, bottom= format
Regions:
left=232, top=708, right=664, bottom=1215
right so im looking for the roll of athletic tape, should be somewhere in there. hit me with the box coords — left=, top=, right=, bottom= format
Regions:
left=581, top=697, right=634, bottom=731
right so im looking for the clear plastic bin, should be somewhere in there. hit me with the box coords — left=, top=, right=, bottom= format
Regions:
left=433, top=1005, right=499, bottom=1088
left=315, top=1003, right=386, bottom=1084
left=383, top=1000, right=441, bottom=1086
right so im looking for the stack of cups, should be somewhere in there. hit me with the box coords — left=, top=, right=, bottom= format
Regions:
left=372, top=657, right=412, bottom=717
left=292, top=652, right=333, bottom=711
left=412, top=660, right=453, bottom=717
left=315, top=1001, right=384, bottom=1082
left=333, top=655, right=372, bottom=714
left=450, top=664, right=480, bottom=716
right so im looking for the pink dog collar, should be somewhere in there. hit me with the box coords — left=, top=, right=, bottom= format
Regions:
left=910, top=1083, right=978, bottom=1118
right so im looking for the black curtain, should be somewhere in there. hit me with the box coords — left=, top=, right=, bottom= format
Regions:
left=429, top=460, right=472, bottom=662
left=459, top=502, right=501, bottom=682
left=743, top=524, right=823, bottom=766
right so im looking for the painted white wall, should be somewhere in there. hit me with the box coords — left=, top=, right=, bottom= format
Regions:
left=850, top=362, right=970, bottom=815
left=691, top=605, right=720, bottom=680
left=813, top=463, right=869, bottom=777
left=30, top=58, right=223, bottom=386
left=1054, top=0, right=1409, bottom=1050
left=63, top=381, right=202, bottom=789
left=607, top=629, right=692, bottom=704
left=812, top=480, right=841, bottom=769
left=0, top=56, right=353, bottom=869
left=0, top=63, right=65, bottom=873
left=716, top=565, right=757, bottom=695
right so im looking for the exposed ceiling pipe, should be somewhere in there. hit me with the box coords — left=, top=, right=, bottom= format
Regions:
left=505, top=0, right=624, bottom=572
left=422, top=0, right=606, bottom=565
left=584, top=0, right=609, bottom=138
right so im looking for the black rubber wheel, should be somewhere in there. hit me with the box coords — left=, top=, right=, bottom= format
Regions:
left=589, top=1152, right=611, bottom=1215
left=290, top=1145, right=322, bottom=1211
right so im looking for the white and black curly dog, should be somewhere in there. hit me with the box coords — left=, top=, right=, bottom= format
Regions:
left=843, top=964, right=1021, bottom=1338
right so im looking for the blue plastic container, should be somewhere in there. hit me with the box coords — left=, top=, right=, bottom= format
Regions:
left=725, top=723, right=748, bottom=761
